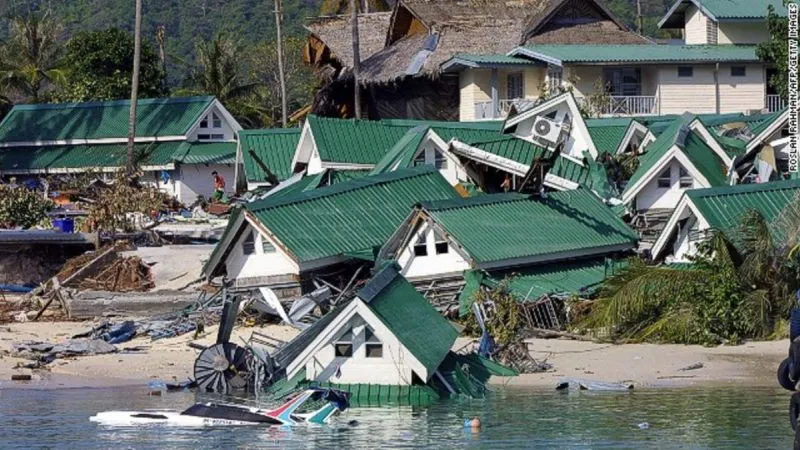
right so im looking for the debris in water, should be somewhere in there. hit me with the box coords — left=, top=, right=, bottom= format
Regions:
left=638, top=422, right=650, bottom=429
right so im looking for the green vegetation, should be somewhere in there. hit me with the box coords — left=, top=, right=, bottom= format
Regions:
left=757, top=2, right=791, bottom=100
left=0, top=185, right=54, bottom=229
left=579, top=203, right=800, bottom=345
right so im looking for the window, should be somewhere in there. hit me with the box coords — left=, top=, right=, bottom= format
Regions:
left=706, top=21, right=718, bottom=44
left=242, top=232, right=256, bottom=255
left=603, top=68, right=642, bottom=96
left=212, top=113, right=222, bottom=128
left=507, top=72, right=524, bottom=99
left=413, top=151, right=426, bottom=167
left=677, top=66, right=693, bottom=78
left=731, top=66, right=746, bottom=77
left=365, top=328, right=383, bottom=358
left=657, top=168, right=672, bottom=188
left=210, top=133, right=225, bottom=140
left=547, top=66, right=562, bottom=95
left=433, top=150, right=448, bottom=170
left=334, top=328, right=353, bottom=357
left=262, top=240, right=276, bottom=253
left=679, top=167, right=693, bottom=188
left=198, top=134, right=211, bottom=140
left=413, top=233, right=428, bottom=257
left=434, top=230, right=448, bottom=255
left=200, top=116, right=208, bottom=128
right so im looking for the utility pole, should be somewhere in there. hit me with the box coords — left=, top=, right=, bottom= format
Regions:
left=350, top=0, right=361, bottom=119
left=274, top=0, right=288, bottom=127
left=127, top=0, right=143, bottom=177
left=636, top=0, right=643, bottom=34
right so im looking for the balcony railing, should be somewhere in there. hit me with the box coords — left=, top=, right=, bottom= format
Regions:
left=585, top=95, right=658, bottom=116
left=767, top=95, right=786, bottom=113
left=474, top=98, right=538, bottom=120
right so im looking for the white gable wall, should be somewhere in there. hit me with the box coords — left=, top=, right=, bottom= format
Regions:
left=305, top=310, right=416, bottom=385
left=511, top=101, right=591, bottom=160
left=414, top=133, right=469, bottom=186
left=187, top=104, right=237, bottom=141
left=684, top=4, right=711, bottom=44
left=397, top=222, right=471, bottom=279
left=224, top=221, right=299, bottom=280
left=635, top=159, right=699, bottom=211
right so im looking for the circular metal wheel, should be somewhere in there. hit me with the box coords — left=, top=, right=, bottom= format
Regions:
left=193, top=343, right=248, bottom=394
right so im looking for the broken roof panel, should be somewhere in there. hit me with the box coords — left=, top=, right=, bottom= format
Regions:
left=419, top=190, right=637, bottom=268
left=247, top=166, right=459, bottom=264
left=586, top=119, right=633, bottom=155
left=0, top=96, right=214, bottom=143
left=240, top=128, right=302, bottom=183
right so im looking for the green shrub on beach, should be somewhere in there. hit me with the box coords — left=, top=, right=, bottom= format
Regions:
left=0, top=185, right=53, bottom=229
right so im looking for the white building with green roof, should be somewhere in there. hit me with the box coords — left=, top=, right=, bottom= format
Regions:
left=0, top=96, right=241, bottom=204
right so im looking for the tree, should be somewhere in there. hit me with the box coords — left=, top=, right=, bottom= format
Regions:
left=0, top=11, right=65, bottom=103
left=757, top=3, right=790, bottom=100
left=57, top=28, right=166, bottom=102
left=127, top=0, right=143, bottom=176
left=273, top=0, right=288, bottom=126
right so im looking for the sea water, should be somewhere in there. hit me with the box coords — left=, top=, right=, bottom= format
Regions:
left=0, top=385, right=792, bottom=449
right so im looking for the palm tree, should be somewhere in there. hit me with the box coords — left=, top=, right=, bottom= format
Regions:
left=0, top=11, right=65, bottom=103
left=127, top=0, right=143, bottom=177
left=193, top=33, right=261, bottom=103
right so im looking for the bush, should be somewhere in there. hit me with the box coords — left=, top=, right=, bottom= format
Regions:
left=0, top=185, right=53, bottom=229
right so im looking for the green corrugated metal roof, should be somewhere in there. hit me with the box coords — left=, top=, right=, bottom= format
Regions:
left=176, top=142, right=237, bottom=165
left=587, top=124, right=630, bottom=155
left=625, top=114, right=727, bottom=196
left=370, top=127, right=427, bottom=175
left=239, top=128, right=301, bottom=183
left=666, top=0, right=787, bottom=21
left=363, top=264, right=458, bottom=378
left=0, top=96, right=214, bottom=143
left=0, top=141, right=186, bottom=172
left=421, top=190, right=637, bottom=266
left=328, top=169, right=371, bottom=184
left=748, top=107, right=788, bottom=137
left=687, top=179, right=800, bottom=241
left=458, top=270, right=485, bottom=316
left=487, top=258, right=627, bottom=301
left=516, top=44, right=759, bottom=64
left=307, top=115, right=411, bottom=165
left=443, top=53, right=534, bottom=69
left=711, top=133, right=747, bottom=159
left=247, top=166, right=459, bottom=264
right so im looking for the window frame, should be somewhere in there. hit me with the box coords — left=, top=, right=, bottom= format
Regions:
left=678, top=167, right=693, bottom=188
left=434, top=230, right=449, bottom=255
left=334, top=328, right=354, bottom=358
left=677, top=66, right=694, bottom=78
left=365, top=328, right=383, bottom=358
left=197, top=134, right=211, bottom=140
left=657, top=168, right=672, bottom=188
left=730, top=66, right=746, bottom=77
left=506, top=72, right=524, bottom=99
left=412, top=233, right=428, bottom=257
left=212, top=112, right=222, bottom=128
left=433, top=150, right=448, bottom=170
left=242, top=231, right=256, bottom=255
left=262, top=240, right=276, bottom=254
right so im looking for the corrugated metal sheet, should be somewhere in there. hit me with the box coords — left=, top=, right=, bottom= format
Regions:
left=422, top=190, right=637, bottom=266
left=748, top=107, right=788, bottom=137
left=307, top=115, right=411, bottom=165
left=519, top=44, right=759, bottom=64
left=239, top=128, right=301, bottom=182
left=588, top=125, right=630, bottom=155
left=176, top=142, right=237, bottom=165
left=248, top=167, right=458, bottom=264
left=370, top=127, right=427, bottom=175
left=693, top=0, right=787, bottom=19
left=448, top=53, right=533, bottom=66
left=0, top=141, right=186, bottom=172
left=366, top=265, right=458, bottom=377
left=688, top=179, right=800, bottom=240
left=0, top=96, right=214, bottom=142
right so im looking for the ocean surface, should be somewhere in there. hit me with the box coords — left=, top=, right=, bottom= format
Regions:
left=0, top=384, right=793, bottom=449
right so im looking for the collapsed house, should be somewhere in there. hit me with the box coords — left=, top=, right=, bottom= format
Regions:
left=308, top=0, right=648, bottom=119
left=652, top=179, right=800, bottom=262
left=263, top=263, right=517, bottom=406
left=202, top=167, right=460, bottom=298
left=237, top=128, right=302, bottom=191
left=0, top=96, right=241, bottom=204
left=378, top=189, right=638, bottom=317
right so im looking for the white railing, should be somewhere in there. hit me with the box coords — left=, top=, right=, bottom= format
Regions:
left=474, top=98, right=538, bottom=120
left=595, top=96, right=658, bottom=116
left=767, top=95, right=786, bottom=112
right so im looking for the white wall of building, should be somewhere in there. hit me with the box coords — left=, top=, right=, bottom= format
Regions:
left=412, top=137, right=469, bottom=186
left=305, top=312, right=417, bottom=385
left=175, top=163, right=236, bottom=205
left=718, top=64, right=766, bottom=113
left=187, top=104, right=237, bottom=141
left=224, top=222, right=300, bottom=280
left=684, top=4, right=711, bottom=44
left=397, top=222, right=471, bottom=279
left=671, top=215, right=702, bottom=262
left=635, top=159, right=697, bottom=211
left=718, top=22, right=769, bottom=44
left=511, top=101, right=591, bottom=160
left=657, top=65, right=717, bottom=115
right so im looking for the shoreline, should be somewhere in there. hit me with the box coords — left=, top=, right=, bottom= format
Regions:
left=0, top=321, right=786, bottom=391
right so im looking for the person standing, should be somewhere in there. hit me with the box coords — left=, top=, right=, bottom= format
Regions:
left=211, top=171, right=226, bottom=202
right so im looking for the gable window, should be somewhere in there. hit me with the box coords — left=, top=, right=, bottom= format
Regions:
left=242, top=232, right=256, bottom=255
left=413, top=233, right=428, bottom=257
left=200, top=116, right=208, bottom=128
left=334, top=328, right=353, bottom=357
left=434, top=230, right=449, bottom=255
left=731, top=66, right=746, bottom=77
left=198, top=134, right=211, bottom=140
left=210, top=133, right=225, bottom=140
left=603, top=68, right=642, bottom=96
left=262, top=240, right=276, bottom=254
left=413, top=151, right=426, bottom=167
left=365, top=328, right=383, bottom=358
left=679, top=167, right=693, bottom=188
left=677, top=66, right=693, bottom=78
left=657, top=168, right=672, bottom=188
left=433, top=150, right=448, bottom=170
left=212, top=112, right=222, bottom=128
left=507, top=72, right=524, bottom=99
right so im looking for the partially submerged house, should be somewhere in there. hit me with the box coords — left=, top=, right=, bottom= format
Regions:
left=264, top=263, right=517, bottom=405
left=651, top=179, right=800, bottom=262
left=310, top=0, right=648, bottom=120
left=0, top=97, right=241, bottom=204
left=378, top=189, right=638, bottom=313
left=202, top=167, right=459, bottom=297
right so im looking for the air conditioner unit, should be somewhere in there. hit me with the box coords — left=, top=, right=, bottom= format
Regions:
left=532, top=117, right=561, bottom=144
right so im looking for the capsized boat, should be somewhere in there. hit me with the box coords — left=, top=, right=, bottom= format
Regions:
left=90, top=387, right=351, bottom=426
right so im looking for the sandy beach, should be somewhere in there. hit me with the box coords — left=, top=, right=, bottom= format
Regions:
left=0, top=320, right=787, bottom=390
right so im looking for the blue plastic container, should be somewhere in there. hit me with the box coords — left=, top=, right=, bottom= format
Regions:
left=52, top=217, right=75, bottom=233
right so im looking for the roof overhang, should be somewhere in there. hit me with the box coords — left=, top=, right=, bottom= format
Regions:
left=475, top=242, right=636, bottom=271
left=622, top=145, right=713, bottom=205
left=507, top=47, right=563, bottom=67
left=440, top=56, right=541, bottom=73
left=0, top=164, right=175, bottom=175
